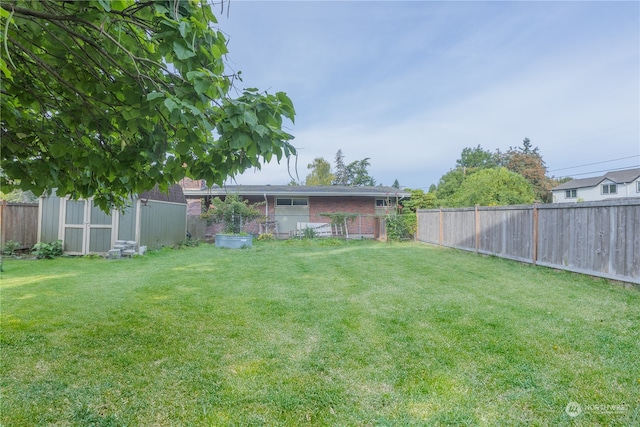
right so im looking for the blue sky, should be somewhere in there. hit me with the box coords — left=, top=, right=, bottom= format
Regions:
left=216, top=0, right=640, bottom=189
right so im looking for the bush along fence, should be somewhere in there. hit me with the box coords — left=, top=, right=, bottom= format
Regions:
left=417, top=198, right=640, bottom=285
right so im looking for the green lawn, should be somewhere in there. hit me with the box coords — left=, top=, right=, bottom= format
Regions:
left=1, top=239, right=638, bottom=426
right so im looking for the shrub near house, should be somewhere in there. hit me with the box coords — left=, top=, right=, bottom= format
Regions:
left=201, top=193, right=264, bottom=234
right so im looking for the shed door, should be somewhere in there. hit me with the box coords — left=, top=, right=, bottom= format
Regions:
left=61, top=199, right=115, bottom=254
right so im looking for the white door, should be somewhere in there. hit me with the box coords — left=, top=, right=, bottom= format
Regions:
left=60, top=199, right=115, bottom=254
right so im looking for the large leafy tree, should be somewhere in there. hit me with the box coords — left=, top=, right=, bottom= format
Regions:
left=450, top=167, right=535, bottom=207
left=435, top=145, right=496, bottom=205
left=305, top=157, right=334, bottom=186
left=455, top=144, right=498, bottom=170
left=402, top=188, right=437, bottom=211
left=0, top=0, right=295, bottom=211
left=434, top=168, right=466, bottom=203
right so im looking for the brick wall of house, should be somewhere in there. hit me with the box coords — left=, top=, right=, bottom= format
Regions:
left=258, top=195, right=379, bottom=237
left=186, top=199, right=202, bottom=216
left=185, top=194, right=382, bottom=238
left=309, top=196, right=377, bottom=236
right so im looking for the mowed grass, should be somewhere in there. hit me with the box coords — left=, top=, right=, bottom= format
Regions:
left=1, top=239, right=639, bottom=426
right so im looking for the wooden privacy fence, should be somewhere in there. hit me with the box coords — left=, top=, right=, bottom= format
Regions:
left=0, top=201, right=39, bottom=249
left=417, top=198, right=640, bottom=285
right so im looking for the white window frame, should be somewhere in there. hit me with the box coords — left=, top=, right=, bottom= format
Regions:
left=565, top=189, right=577, bottom=199
left=275, top=197, right=308, bottom=206
left=637, top=181, right=640, bottom=193
left=601, top=183, right=617, bottom=195
left=376, top=198, right=392, bottom=207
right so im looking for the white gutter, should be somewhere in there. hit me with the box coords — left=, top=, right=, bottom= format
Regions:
left=183, top=189, right=411, bottom=198
left=263, top=193, right=268, bottom=218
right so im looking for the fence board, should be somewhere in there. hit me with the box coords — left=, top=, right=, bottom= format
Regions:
left=441, top=209, right=475, bottom=250
left=620, top=204, right=640, bottom=278
left=0, top=202, right=39, bottom=249
left=417, top=199, right=640, bottom=285
left=476, top=207, right=532, bottom=262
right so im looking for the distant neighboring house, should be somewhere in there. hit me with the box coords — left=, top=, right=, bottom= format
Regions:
left=551, top=167, right=640, bottom=203
left=180, top=180, right=410, bottom=239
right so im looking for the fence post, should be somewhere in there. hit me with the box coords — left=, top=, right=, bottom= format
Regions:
left=532, top=204, right=538, bottom=265
left=438, top=208, right=443, bottom=246
left=0, top=199, right=5, bottom=246
left=475, top=204, right=480, bottom=253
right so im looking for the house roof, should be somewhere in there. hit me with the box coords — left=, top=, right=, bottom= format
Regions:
left=182, top=185, right=410, bottom=199
left=605, top=167, right=640, bottom=183
left=139, top=184, right=186, bottom=204
left=552, top=167, right=640, bottom=191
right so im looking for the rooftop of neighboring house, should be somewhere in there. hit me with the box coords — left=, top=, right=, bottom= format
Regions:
left=552, top=167, right=640, bottom=191
left=180, top=184, right=410, bottom=199
left=139, top=184, right=186, bottom=204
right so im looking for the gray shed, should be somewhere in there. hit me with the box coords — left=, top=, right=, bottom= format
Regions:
left=38, top=185, right=187, bottom=255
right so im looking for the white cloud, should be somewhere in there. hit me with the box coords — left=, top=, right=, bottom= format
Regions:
left=221, top=1, right=639, bottom=188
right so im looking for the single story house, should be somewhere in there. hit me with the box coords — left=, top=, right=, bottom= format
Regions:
left=180, top=180, right=410, bottom=239
left=38, top=185, right=187, bottom=255
left=551, top=167, right=640, bottom=203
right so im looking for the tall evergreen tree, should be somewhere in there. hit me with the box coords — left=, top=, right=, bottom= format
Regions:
left=333, top=149, right=349, bottom=185
left=346, top=158, right=376, bottom=186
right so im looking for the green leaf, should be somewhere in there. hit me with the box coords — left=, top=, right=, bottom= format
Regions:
left=154, top=5, right=170, bottom=16
left=229, top=115, right=242, bottom=129
left=185, top=70, right=205, bottom=81
left=253, top=124, right=268, bottom=137
left=187, top=104, right=202, bottom=117
left=146, top=92, right=165, bottom=101
left=193, top=78, right=210, bottom=96
left=243, top=110, right=258, bottom=127
left=97, top=0, right=111, bottom=12
left=174, top=141, right=190, bottom=155
left=210, top=44, right=221, bottom=59
left=178, top=21, right=189, bottom=38
left=48, top=143, right=68, bottom=157
left=0, top=58, right=13, bottom=81
left=229, top=132, right=252, bottom=149
left=164, top=98, right=179, bottom=113
left=170, top=108, right=181, bottom=124
left=173, top=40, right=196, bottom=60
left=124, top=89, right=140, bottom=105
left=110, top=0, right=130, bottom=12
left=276, top=92, right=296, bottom=123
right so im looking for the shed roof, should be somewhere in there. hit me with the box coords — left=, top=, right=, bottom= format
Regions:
left=182, top=185, right=410, bottom=199
left=552, top=167, right=640, bottom=191
left=139, top=184, right=186, bottom=204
